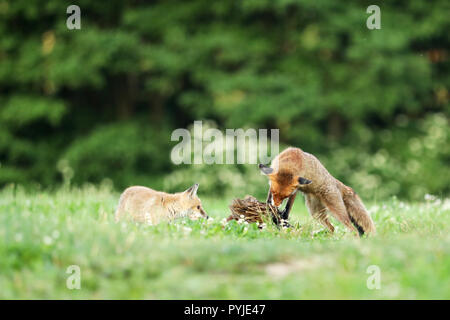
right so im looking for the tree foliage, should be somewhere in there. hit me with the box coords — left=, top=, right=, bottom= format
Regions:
left=0, top=0, right=448, bottom=199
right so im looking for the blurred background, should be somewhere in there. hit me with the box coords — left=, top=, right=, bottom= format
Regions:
left=0, top=0, right=448, bottom=200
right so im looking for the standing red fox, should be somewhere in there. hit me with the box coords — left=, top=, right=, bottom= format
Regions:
left=115, top=184, right=208, bottom=225
left=259, top=147, right=375, bottom=236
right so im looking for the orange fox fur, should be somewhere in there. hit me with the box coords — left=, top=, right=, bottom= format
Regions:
left=259, top=147, right=375, bottom=236
left=115, top=184, right=208, bottom=225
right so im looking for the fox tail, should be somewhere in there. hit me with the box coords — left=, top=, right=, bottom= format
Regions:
left=342, top=188, right=376, bottom=236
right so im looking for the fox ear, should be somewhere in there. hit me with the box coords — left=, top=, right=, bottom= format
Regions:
left=185, top=183, right=199, bottom=198
left=298, top=177, right=312, bottom=185
left=259, top=163, right=274, bottom=175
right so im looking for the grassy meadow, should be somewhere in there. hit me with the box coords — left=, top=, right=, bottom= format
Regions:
left=0, top=184, right=449, bottom=299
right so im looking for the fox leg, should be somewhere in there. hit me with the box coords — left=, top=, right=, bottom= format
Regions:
left=266, top=189, right=273, bottom=204
left=320, top=192, right=358, bottom=235
left=265, top=190, right=283, bottom=225
left=280, top=192, right=297, bottom=220
left=305, top=194, right=334, bottom=233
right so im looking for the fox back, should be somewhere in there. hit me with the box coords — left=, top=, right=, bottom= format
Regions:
left=115, top=184, right=207, bottom=225
left=264, top=147, right=335, bottom=205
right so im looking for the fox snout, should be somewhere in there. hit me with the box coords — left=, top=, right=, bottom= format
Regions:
left=200, top=208, right=209, bottom=219
left=272, top=196, right=284, bottom=207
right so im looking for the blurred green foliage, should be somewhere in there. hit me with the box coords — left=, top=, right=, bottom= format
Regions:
left=0, top=0, right=448, bottom=199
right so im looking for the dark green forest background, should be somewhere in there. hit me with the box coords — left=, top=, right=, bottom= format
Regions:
left=0, top=0, right=448, bottom=200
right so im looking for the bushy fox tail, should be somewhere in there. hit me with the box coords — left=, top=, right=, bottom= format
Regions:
left=342, top=188, right=376, bottom=236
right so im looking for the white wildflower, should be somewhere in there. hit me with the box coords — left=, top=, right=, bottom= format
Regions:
left=15, top=233, right=23, bottom=242
left=369, top=205, right=379, bottom=214
left=43, top=236, right=53, bottom=245
left=442, top=199, right=450, bottom=211
left=182, top=226, right=192, bottom=234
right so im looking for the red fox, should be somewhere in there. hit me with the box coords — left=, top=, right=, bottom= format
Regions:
left=115, top=184, right=208, bottom=225
left=259, top=147, right=375, bottom=236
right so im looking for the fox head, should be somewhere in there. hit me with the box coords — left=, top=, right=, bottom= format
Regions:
left=180, top=183, right=209, bottom=219
left=259, top=164, right=312, bottom=207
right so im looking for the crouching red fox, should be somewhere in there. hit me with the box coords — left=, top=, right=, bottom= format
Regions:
left=115, top=184, right=208, bottom=225
left=259, top=147, right=375, bottom=236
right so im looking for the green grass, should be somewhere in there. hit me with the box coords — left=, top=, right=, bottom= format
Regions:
left=1, top=184, right=449, bottom=299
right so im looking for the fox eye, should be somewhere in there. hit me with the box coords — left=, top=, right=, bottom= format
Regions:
left=197, top=205, right=200, bottom=210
